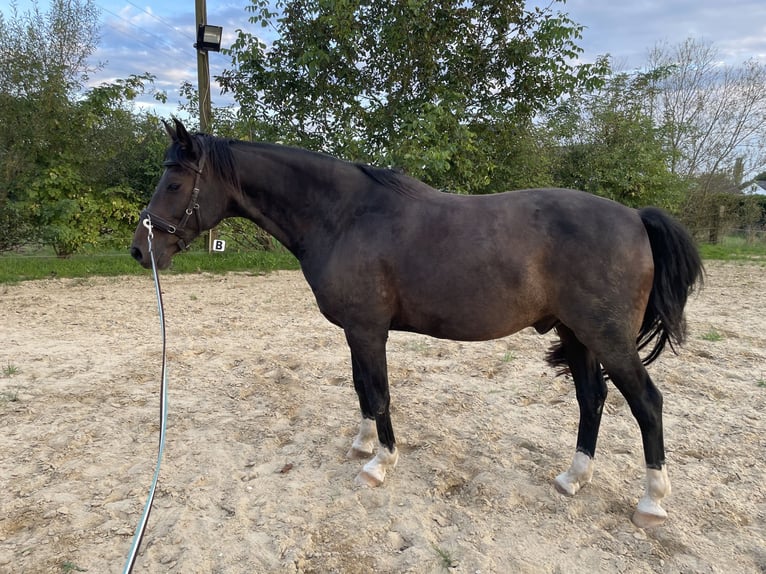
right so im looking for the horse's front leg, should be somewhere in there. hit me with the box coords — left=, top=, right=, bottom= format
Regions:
left=345, top=328, right=399, bottom=487
left=347, top=417, right=377, bottom=458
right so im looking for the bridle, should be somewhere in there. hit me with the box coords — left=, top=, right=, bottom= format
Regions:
left=140, top=156, right=206, bottom=251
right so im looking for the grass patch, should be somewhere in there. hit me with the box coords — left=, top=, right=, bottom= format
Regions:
left=432, top=544, right=458, bottom=569
left=700, top=328, right=724, bottom=342
left=0, top=249, right=299, bottom=284
left=3, top=363, right=18, bottom=377
left=698, top=235, right=766, bottom=261
left=0, top=389, right=19, bottom=403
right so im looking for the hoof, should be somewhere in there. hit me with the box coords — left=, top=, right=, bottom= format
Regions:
left=355, top=470, right=383, bottom=488
left=554, top=452, right=593, bottom=497
left=347, top=445, right=374, bottom=459
left=632, top=467, right=670, bottom=528
left=553, top=474, right=577, bottom=497
left=632, top=508, right=667, bottom=528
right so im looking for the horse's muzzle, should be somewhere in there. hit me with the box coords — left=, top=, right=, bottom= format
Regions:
left=130, top=246, right=143, bottom=263
left=129, top=245, right=154, bottom=269
left=130, top=241, right=177, bottom=270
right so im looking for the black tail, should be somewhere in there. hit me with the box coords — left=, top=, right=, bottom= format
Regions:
left=637, top=207, right=704, bottom=366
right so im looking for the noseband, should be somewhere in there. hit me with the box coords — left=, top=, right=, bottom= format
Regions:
left=140, top=156, right=206, bottom=251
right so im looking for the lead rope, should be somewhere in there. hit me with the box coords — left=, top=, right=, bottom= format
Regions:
left=123, top=216, right=170, bottom=574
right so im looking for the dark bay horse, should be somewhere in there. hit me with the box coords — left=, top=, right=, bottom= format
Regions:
left=131, top=119, right=703, bottom=528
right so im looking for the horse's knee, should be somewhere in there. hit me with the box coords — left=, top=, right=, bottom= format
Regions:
left=628, top=387, right=664, bottom=434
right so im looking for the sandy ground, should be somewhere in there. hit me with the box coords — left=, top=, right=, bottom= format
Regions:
left=0, top=261, right=764, bottom=574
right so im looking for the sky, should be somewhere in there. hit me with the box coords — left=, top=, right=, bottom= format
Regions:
left=10, top=0, right=766, bottom=116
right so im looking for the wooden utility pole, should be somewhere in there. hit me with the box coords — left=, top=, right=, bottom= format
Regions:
left=195, top=0, right=213, bottom=250
left=195, top=0, right=213, bottom=134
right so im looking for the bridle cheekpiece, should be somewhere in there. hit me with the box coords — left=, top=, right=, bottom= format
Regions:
left=140, top=156, right=206, bottom=251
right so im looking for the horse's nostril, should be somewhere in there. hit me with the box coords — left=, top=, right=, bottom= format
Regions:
left=130, top=246, right=142, bottom=262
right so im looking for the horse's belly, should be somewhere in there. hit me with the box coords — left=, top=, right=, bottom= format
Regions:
left=392, top=296, right=544, bottom=342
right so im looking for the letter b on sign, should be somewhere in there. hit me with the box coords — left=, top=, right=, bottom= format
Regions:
left=212, top=239, right=226, bottom=252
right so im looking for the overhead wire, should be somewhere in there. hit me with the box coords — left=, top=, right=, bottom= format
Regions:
left=122, top=0, right=196, bottom=43
left=91, top=2, right=237, bottom=111
left=95, top=2, right=191, bottom=65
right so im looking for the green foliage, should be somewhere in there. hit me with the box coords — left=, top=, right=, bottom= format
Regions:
left=548, top=70, right=685, bottom=209
left=701, top=328, right=724, bottom=342
left=22, top=164, right=141, bottom=256
left=219, top=0, right=609, bottom=193
left=0, top=1, right=167, bottom=254
left=432, top=543, right=458, bottom=569
left=25, top=164, right=95, bottom=255
left=1, top=0, right=98, bottom=248
left=0, top=201, right=34, bottom=252
left=681, top=189, right=766, bottom=243
left=0, top=0, right=100, bottom=98
left=0, top=0, right=100, bottom=171
left=2, top=363, right=18, bottom=377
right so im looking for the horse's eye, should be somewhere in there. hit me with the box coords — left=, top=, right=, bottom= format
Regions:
left=167, top=183, right=181, bottom=192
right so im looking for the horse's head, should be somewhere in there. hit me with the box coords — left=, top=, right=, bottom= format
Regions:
left=130, top=118, right=222, bottom=269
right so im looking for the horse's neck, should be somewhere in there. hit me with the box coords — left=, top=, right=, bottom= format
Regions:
left=230, top=142, right=356, bottom=259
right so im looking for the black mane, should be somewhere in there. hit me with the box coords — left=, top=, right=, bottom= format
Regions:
left=165, top=133, right=241, bottom=191
left=356, top=163, right=433, bottom=198
left=173, top=132, right=432, bottom=199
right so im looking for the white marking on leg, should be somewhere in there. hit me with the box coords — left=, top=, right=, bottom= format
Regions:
left=347, top=417, right=377, bottom=459
left=554, top=451, right=594, bottom=496
left=633, top=465, right=671, bottom=528
left=355, top=443, right=399, bottom=487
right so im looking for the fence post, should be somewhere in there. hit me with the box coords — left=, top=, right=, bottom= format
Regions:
left=709, top=204, right=725, bottom=244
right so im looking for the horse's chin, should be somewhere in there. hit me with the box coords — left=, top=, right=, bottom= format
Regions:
left=155, top=251, right=175, bottom=270
left=136, top=247, right=175, bottom=270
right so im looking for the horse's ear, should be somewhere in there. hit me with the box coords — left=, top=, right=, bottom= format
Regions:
left=172, top=118, right=196, bottom=153
left=162, top=118, right=176, bottom=141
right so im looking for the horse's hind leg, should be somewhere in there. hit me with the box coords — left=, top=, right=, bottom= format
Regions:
left=551, top=326, right=608, bottom=496
left=601, top=353, right=671, bottom=528
left=344, top=328, right=399, bottom=487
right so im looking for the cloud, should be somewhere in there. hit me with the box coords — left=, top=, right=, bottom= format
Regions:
left=85, top=0, right=766, bottom=118
left=558, top=0, right=766, bottom=68
left=85, top=2, right=254, bottom=116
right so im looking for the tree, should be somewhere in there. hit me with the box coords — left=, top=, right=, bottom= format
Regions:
left=548, top=69, right=684, bottom=209
left=219, top=0, right=608, bottom=193
left=646, top=39, right=766, bottom=191
left=0, top=1, right=166, bottom=254
left=0, top=0, right=101, bottom=251
left=640, top=39, right=766, bottom=232
left=0, top=0, right=101, bottom=169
